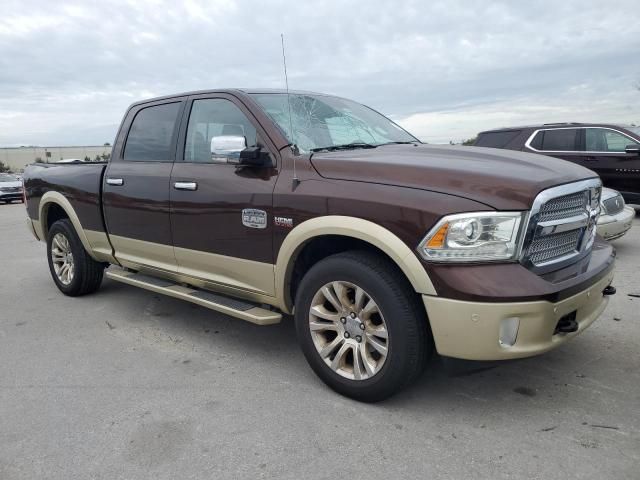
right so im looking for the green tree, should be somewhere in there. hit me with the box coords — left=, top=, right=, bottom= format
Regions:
left=0, top=161, right=11, bottom=173
left=461, top=137, right=477, bottom=146
left=35, top=157, right=44, bottom=164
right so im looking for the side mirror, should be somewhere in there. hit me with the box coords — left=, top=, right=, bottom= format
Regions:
left=625, top=144, right=640, bottom=155
left=210, top=135, right=270, bottom=166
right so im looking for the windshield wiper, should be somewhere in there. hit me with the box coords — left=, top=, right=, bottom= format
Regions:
left=310, top=142, right=378, bottom=152
left=378, top=141, right=417, bottom=146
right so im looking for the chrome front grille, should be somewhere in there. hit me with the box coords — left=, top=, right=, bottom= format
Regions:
left=521, top=179, right=601, bottom=273
left=527, top=229, right=582, bottom=265
left=538, top=191, right=588, bottom=222
left=603, top=195, right=624, bottom=215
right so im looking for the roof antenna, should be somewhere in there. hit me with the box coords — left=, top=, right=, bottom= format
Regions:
left=281, top=33, right=300, bottom=188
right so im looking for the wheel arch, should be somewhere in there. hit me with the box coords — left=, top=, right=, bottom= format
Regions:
left=275, top=216, right=436, bottom=313
left=38, top=192, right=99, bottom=261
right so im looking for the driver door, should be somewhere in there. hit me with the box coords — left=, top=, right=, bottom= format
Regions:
left=169, top=94, right=280, bottom=296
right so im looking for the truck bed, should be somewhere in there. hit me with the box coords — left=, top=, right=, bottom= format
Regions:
left=24, top=162, right=108, bottom=235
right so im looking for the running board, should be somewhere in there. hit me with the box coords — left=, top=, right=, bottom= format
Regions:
left=105, top=269, right=281, bottom=325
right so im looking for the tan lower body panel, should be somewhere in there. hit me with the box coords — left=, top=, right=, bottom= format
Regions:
left=423, top=272, right=614, bottom=361
left=108, top=235, right=275, bottom=297
left=173, top=245, right=275, bottom=296
left=85, top=230, right=117, bottom=263
left=105, top=268, right=281, bottom=325
left=108, top=234, right=177, bottom=272
left=27, top=218, right=41, bottom=241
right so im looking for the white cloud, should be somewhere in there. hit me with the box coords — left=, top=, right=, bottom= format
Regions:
left=0, top=0, right=639, bottom=145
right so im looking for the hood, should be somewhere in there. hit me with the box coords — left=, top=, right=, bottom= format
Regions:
left=0, top=180, right=22, bottom=188
left=310, top=144, right=598, bottom=210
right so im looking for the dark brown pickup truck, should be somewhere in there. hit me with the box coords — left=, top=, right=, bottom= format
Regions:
left=24, top=89, right=616, bottom=401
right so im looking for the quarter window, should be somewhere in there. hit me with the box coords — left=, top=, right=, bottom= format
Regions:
left=535, top=129, right=578, bottom=151
left=585, top=128, right=639, bottom=152
left=475, top=130, right=521, bottom=148
left=184, top=99, right=257, bottom=163
left=123, top=102, right=181, bottom=161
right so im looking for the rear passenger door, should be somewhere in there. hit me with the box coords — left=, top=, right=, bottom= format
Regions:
left=103, top=99, right=186, bottom=272
left=169, top=94, right=280, bottom=296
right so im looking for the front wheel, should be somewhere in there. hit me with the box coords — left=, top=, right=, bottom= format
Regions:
left=294, top=251, right=430, bottom=402
left=47, top=219, right=104, bottom=296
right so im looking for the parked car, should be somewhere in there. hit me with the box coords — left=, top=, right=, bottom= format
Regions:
left=474, top=123, right=640, bottom=205
left=597, top=187, right=635, bottom=240
left=23, top=89, right=616, bottom=401
left=0, top=173, right=24, bottom=203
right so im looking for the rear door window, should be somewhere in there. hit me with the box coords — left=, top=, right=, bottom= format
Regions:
left=475, top=130, right=521, bottom=148
left=123, top=102, right=182, bottom=161
left=536, top=129, right=579, bottom=151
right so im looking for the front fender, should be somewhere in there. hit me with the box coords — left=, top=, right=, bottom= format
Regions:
left=274, top=215, right=437, bottom=313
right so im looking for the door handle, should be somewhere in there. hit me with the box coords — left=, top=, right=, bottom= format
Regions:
left=173, top=181, right=198, bottom=191
left=106, top=178, right=124, bottom=186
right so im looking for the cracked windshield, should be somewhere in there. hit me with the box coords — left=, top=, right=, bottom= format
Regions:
left=251, top=93, right=418, bottom=152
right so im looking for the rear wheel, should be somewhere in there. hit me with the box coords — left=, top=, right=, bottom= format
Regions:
left=294, top=250, right=430, bottom=402
left=47, top=219, right=104, bottom=296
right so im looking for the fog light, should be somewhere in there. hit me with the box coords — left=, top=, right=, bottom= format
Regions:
left=499, top=317, right=520, bottom=347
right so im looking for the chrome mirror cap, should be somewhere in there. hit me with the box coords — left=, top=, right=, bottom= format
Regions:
left=211, top=135, right=247, bottom=155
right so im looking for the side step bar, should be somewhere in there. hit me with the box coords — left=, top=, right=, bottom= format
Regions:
left=105, top=269, right=282, bottom=325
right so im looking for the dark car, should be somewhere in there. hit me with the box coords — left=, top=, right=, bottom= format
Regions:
left=474, top=123, right=640, bottom=204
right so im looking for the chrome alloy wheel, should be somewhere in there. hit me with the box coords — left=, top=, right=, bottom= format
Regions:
left=51, top=233, right=74, bottom=285
left=308, top=281, right=389, bottom=380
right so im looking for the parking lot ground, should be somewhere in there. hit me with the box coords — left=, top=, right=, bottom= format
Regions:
left=1, top=202, right=639, bottom=480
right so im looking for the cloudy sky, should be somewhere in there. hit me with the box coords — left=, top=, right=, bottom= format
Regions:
left=1, top=0, right=639, bottom=146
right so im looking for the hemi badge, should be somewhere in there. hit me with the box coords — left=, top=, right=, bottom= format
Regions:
left=242, top=209, right=267, bottom=229
left=274, top=216, right=294, bottom=228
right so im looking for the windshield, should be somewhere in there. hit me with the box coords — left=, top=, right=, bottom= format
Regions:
left=250, top=93, right=418, bottom=153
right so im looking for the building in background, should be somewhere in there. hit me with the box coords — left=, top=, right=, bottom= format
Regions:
left=0, top=145, right=112, bottom=171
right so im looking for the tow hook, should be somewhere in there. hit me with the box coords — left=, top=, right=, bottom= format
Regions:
left=603, top=285, right=616, bottom=296
left=555, top=311, right=578, bottom=334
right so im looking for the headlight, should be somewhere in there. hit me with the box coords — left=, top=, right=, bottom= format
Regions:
left=418, top=212, right=526, bottom=262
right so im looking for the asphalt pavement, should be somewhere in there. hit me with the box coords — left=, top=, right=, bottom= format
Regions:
left=1, top=202, right=639, bottom=479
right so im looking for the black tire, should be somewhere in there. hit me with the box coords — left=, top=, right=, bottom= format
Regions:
left=47, top=219, right=104, bottom=296
left=294, top=250, right=430, bottom=402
